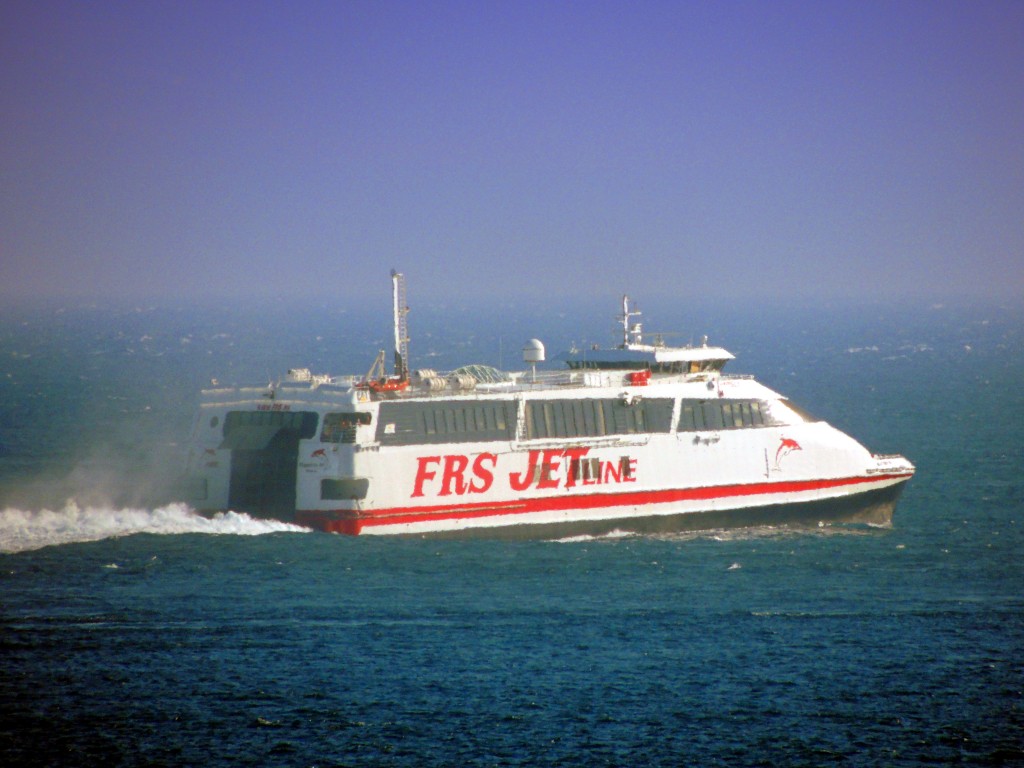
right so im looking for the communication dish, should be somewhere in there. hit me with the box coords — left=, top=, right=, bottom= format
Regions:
left=523, top=338, right=545, bottom=382
left=522, top=339, right=545, bottom=364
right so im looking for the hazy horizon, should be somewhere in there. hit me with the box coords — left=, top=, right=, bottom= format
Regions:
left=3, top=1, right=1022, bottom=305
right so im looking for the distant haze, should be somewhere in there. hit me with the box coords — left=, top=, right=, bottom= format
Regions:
left=2, top=1, right=1022, bottom=305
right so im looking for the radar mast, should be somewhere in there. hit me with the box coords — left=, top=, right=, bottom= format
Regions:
left=620, top=295, right=643, bottom=347
left=391, top=269, right=409, bottom=381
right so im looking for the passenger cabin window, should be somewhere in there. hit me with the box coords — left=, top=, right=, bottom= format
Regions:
left=376, top=401, right=516, bottom=446
left=565, top=360, right=727, bottom=373
left=567, top=361, right=679, bottom=372
left=677, top=400, right=777, bottom=432
left=524, top=398, right=673, bottom=440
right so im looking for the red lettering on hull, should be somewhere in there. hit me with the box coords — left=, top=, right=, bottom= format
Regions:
left=470, top=453, right=497, bottom=493
left=412, top=456, right=441, bottom=498
left=412, top=449, right=636, bottom=499
left=440, top=454, right=469, bottom=495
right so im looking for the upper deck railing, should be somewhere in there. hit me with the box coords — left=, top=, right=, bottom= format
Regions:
left=200, top=367, right=768, bottom=409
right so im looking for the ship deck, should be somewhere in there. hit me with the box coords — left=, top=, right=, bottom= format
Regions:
left=199, top=369, right=763, bottom=407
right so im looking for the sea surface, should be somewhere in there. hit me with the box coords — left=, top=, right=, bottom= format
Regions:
left=1, top=296, right=1022, bottom=766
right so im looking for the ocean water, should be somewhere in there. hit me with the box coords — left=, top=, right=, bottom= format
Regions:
left=1, top=297, right=1022, bottom=766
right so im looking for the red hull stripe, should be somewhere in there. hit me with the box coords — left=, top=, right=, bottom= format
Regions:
left=303, top=473, right=912, bottom=530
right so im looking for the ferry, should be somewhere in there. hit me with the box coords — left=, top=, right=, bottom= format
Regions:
left=184, top=271, right=914, bottom=538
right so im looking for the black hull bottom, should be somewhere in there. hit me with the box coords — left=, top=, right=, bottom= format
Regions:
left=410, top=481, right=909, bottom=541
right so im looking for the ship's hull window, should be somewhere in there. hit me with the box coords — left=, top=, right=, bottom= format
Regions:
left=525, top=398, right=673, bottom=440
left=321, top=478, right=369, bottom=500
left=377, top=401, right=516, bottom=446
left=678, top=400, right=778, bottom=432
left=565, top=360, right=726, bottom=373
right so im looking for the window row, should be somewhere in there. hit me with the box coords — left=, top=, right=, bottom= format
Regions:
left=220, top=396, right=793, bottom=449
left=567, top=359, right=727, bottom=374
left=422, top=404, right=509, bottom=436
left=677, top=399, right=777, bottom=432
left=376, top=402, right=517, bottom=446
left=524, top=398, right=674, bottom=440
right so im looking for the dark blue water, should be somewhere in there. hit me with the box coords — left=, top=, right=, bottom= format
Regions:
left=2, top=297, right=1022, bottom=766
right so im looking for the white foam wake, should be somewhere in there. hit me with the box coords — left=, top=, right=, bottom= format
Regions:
left=0, top=501, right=308, bottom=554
left=549, top=529, right=635, bottom=544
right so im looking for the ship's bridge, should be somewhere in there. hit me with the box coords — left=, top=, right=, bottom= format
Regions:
left=562, top=343, right=734, bottom=374
left=562, top=295, right=734, bottom=374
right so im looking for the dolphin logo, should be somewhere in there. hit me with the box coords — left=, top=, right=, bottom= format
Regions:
left=775, top=437, right=801, bottom=467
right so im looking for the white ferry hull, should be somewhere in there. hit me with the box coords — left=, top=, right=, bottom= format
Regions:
left=296, top=471, right=910, bottom=538
left=189, top=385, right=915, bottom=539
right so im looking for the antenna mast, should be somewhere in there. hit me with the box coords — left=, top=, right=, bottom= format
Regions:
left=620, top=295, right=642, bottom=347
left=391, top=270, right=409, bottom=381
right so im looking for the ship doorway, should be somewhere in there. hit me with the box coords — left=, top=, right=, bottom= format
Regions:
left=222, top=410, right=318, bottom=520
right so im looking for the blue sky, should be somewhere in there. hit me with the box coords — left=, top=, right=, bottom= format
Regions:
left=2, top=0, right=1021, bottom=304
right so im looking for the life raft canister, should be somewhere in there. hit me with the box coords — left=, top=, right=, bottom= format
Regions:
left=627, top=370, right=651, bottom=386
